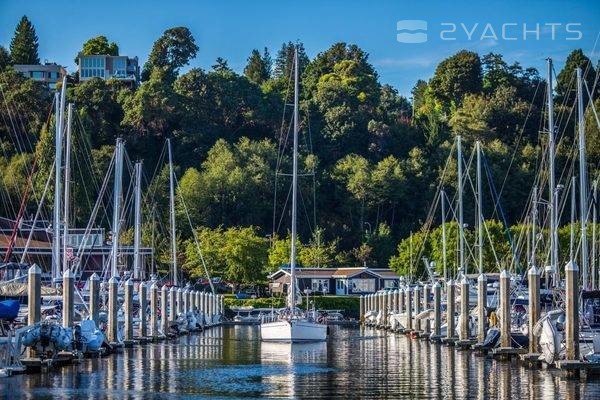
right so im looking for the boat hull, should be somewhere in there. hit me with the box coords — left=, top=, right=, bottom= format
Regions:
left=260, top=319, right=327, bottom=342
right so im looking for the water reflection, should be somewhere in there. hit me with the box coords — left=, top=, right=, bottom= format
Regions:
left=0, top=325, right=598, bottom=399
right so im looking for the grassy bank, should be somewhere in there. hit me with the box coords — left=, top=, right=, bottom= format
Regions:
left=224, top=295, right=360, bottom=317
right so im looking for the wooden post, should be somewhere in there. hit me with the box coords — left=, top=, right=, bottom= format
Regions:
left=499, top=270, right=511, bottom=348
left=124, top=278, right=134, bottom=341
left=399, top=288, right=405, bottom=313
left=108, top=276, right=119, bottom=343
left=382, top=290, right=388, bottom=327
left=446, top=280, right=456, bottom=341
left=139, top=281, right=147, bottom=338
left=89, top=273, right=100, bottom=322
left=459, top=276, right=469, bottom=340
left=414, top=285, right=421, bottom=331
left=27, top=265, right=41, bottom=325
left=150, top=281, right=158, bottom=338
left=161, top=285, right=169, bottom=335
left=176, top=288, right=183, bottom=315
left=477, top=274, right=487, bottom=343
left=62, top=269, right=74, bottom=328
left=406, top=286, right=413, bottom=331
left=433, top=282, right=441, bottom=338
left=423, top=284, right=431, bottom=309
left=195, top=291, right=201, bottom=313
left=565, top=261, right=579, bottom=360
left=528, top=267, right=540, bottom=354
left=169, top=286, right=177, bottom=321
left=360, top=295, right=364, bottom=323
left=183, top=288, right=189, bottom=314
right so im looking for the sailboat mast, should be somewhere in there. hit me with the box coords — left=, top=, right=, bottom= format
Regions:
left=289, top=48, right=300, bottom=310
left=62, top=104, right=73, bottom=273
left=111, top=138, right=123, bottom=278
left=441, top=189, right=447, bottom=281
left=133, top=161, right=143, bottom=280
left=167, top=139, right=178, bottom=287
left=476, top=141, right=483, bottom=275
left=547, top=58, right=558, bottom=286
left=457, top=135, right=464, bottom=277
left=52, top=78, right=66, bottom=284
left=577, top=67, right=589, bottom=288
left=531, top=186, right=538, bottom=267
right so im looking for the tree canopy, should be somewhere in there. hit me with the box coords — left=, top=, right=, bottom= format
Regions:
left=10, top=16, right=39, bottom=64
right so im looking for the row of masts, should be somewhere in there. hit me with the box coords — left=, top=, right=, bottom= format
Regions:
left=48, top=78, right=180, bottom=287
left=433, top=60, right=595, bottom=288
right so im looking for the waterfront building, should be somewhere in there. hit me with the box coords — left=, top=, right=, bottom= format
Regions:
left=77, top=54, right=140, bottom=86
left=268, top=266, right=401, bottom=296
left=13, top=62, right=67, bottom=89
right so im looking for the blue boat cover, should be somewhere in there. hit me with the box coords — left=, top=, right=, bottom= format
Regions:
left=0, top=299, right=20, bottom=319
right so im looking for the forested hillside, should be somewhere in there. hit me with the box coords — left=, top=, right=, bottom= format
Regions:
left=1, top=17, right=599, bottom=283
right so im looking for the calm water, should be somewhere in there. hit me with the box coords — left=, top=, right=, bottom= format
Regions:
left=1, top=325, right=598, bottom=399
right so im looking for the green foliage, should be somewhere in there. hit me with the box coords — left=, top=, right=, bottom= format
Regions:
left=0, top=47, right=11, bottom=70
left=10, top=16, right=39, bottom=64
left=429, top=50, right=482, bottom=109
left=244, top=48, right=271, bottom=84
left=224, top=295, right=359, bottom=314
left=182, top=226, right=268, bottom=283
left=142, top=27, right=198, bottom=82
left=556, top=49, right=596, bottom=104
left=273, top=42, right=309, bottom=79
left=77, top=36, right=118, bottom=62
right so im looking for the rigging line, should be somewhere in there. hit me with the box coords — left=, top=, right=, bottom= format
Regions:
left=71, top=150, right=116, bottom=278
left=20, top=157, right=54, bottom=264
left=484, top=77, right=545, bottom=209
left=173, top=172, right=215, bottom=294
left=406, top=140, right=457, bottom=279
left=482, top=151, right=519, bottom=272
left=276, top=181, right=294, bottom=235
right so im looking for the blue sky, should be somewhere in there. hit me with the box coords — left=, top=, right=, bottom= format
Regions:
left=1, top=0, right=599, bottom=97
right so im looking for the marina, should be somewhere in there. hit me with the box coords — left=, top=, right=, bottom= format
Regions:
left=1, top=325, right=598, bottom=399
left=0, top=2, right=600, bottom=398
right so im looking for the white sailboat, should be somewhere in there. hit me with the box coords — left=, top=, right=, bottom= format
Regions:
left=260, top=48, right=327, bottom=343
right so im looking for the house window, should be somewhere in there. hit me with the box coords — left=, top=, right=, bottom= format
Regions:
left=311, top=279, right=329, bottom=293
left=351, top=278, right=375, bottom=293
left=30, top=71, right=45, bottom=79
left=384, top=280, right=397, bottom=289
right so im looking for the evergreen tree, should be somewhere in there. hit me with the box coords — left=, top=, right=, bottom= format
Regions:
left=10, top=16, right=40, bottom=64
left=273, top=41, right=309, bottom=79
left=244, top=47, right=271, bottom=84
left=0, top=47, right=11, bottom=70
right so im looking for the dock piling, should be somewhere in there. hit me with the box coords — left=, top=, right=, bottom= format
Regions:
left=433, top=282, right=441, bottom=340
left=27, top=265, right=41, bottom=325
left=499, top=270, right=510, bottom=348
left=161, top=285, right=169, bottom=335
left=477, top=274, right=487, bottom=344
left=528, top=267, right=540, bottom=354
left=406, top=286, right=413, bottom=331
left=565, top=261, right=579, bottom=361
left=139, top=281, right=147, bottom=338
left=169, top=286, right=177, bottom=322
left=445, top=280, right=456, bottom=342
left=459, top=277, right=469, bottom=341
left=89, top=273, right=100, bottom=322
left=62, top=269, right=74, bottom=328
left=150, top=281, right=158, bottom=338
left=108, top=276, right=119, bottom=343
left=124, top=279, right=134, bottom=342
left=414, top=285, right=421, bottom=332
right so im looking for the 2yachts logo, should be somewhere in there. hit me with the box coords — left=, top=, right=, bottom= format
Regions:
left=397, top=21, right=583, bottom=43
left=396, top=20, right=428, bottom=43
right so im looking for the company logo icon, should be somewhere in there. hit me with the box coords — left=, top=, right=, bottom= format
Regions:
left=397, top=20, right=428, bottom=43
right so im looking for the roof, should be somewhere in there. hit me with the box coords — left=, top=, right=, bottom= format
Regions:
left=269, top=267, right=400, bottom=280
